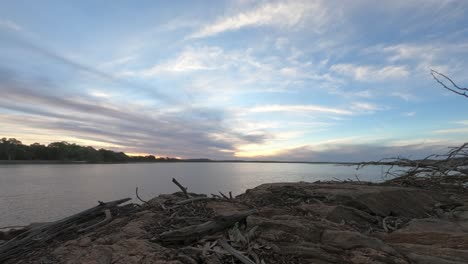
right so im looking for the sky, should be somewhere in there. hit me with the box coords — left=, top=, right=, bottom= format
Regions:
left=0, top=0, right=467, bottom=162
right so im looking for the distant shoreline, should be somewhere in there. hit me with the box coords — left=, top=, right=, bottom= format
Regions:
left=0, top=160, right=356, bottom=165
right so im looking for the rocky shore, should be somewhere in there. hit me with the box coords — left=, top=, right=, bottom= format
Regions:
left=1, top=178, right=468, bottom=264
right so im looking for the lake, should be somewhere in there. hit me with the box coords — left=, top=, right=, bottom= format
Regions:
left=0, top=162, right=390, bottom=227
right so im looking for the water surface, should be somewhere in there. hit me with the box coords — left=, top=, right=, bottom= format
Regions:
left=0, top=162, right=389, bottom=226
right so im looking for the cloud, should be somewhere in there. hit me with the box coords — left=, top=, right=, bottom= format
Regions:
left=0, top=69, right=270, bottom=158
left=391, top=91, right=419, bottom=101
left=383, top=43, right=468, bottom=63
left=99, top=55, right=136, bottom=69
left=373, top=42, right=468, bottom=78
left=140, top=46, right=224, bottom=77
left=254, top=140, right=456, bottom=162
left=188, top=0, right=327, bottom=39
left=2, top=35, right=175, bottom=103
left=249, top=104, right=353, bottom=115
left=350, top=102, right=381, bottom=113
left=432, top=120, right=468, bottom=135
left=330, top=63, right=409, bottom=81
left=275, top=37, right=289, bottom=50
left=455, top=120, right=468, bottom=125
left=0, top=19, right=22, bottom=31
left=433, top=127, right=468, bottom=134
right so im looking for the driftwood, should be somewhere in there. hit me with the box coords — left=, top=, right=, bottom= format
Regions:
left=136, top=187, right=149, bottom=203
left=219, top=191, right=230, bottom=200
left=353, top=72, right=468, bottom=186
left=0, top=198, right=131, bottom=262
left=78, top=209, right=112, bottom=233
left=218, top=239, right=256, bottom=264
left=172, top=178, right=190, bottom=198
left=160, top=209, right=257, bottom=244
left=0, top=223, right=50, bottom=242
left=354, top=143, right=468, bottom=182
left=175, top=197, right=215, bottom=205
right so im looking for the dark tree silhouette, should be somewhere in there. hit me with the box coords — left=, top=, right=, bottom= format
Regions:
left=0, top=138, right=174, bottom=163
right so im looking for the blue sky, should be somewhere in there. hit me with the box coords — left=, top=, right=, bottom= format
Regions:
left=0, top=0, right=467, bottom=161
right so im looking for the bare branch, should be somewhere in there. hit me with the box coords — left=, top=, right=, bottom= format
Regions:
left=135, top=187, right=148, bottom=204
left=172, top=178, right=190, bottom=198
left=431, top=69, right=468, bottom=98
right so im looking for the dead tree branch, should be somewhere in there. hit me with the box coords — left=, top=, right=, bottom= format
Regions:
left=218, top=239, right=256, bottom=264
left=135, top=187, right=149, bottom=204
left=172, top=178, right=190, bottom=198
left=431, top=69, right=468, bottom=98
left=0, top=198, right=131, bottom=262
left=159, top=209, right=257, bottom=244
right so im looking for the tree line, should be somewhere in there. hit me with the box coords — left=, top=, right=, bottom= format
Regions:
left=0, top=138, right=179, bottom=163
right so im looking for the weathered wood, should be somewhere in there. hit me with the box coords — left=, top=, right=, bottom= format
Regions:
left=218, top=239, right=256, bottom=264
left=219, top=191, right=230, bottom=200
left=78, top=209, right=112, bottom=233
left=175, top=197, right=214, bottom=205
left=160, top=209, right=257, bottom=244
left=0, top=198, right=131, bottom=262
left=172, top=178, right=190, bottom=198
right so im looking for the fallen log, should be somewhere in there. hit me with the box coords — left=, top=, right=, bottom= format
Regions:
left=160, top=209, right=257, bottom=244
left=0, top=198, right=131, bottom=262
left=78, top=209, right=112, bottom=233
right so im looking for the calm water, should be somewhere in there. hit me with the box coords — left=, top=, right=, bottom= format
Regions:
left=0, top=162, right=389, bottom=227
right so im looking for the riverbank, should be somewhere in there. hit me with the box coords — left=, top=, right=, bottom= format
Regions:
left=1, top=177, right=467, bottom=263
left=0, top=159, right=353, bottom=165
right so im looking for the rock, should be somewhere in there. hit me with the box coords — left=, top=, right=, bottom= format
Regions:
left=248, top=215, right=322, bottom=243
left=9, top=181, right=468, bottom=264
left=239, top=182, right=450, bottom=218
left=396, top=218, right=467, bottom=233
left=391, top=243, right=468, bottom=264
left=78, top=237, right=92, bottom=247
left=326, top=205, right=377, bottom=227
left=78, top=245, right=113, bottom=264
left=382, top=232, right=468, bottom=250
left=321, top=230, right=398, bottom=255
left=122, top=221, right=147, bottom=238
left=452, top=206, right=468, bottom=221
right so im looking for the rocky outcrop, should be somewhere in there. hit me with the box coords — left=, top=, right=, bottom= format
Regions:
left=3, top=181, right=468, bottom=264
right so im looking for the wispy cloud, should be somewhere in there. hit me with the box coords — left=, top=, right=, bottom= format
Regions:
left=350, top=102, right=382, bottom=113
left=188, top=0, right=328, bottom=39
left=455, top=120, right=468, bottom=125
left=433, top=127, right=468, bottom=134
left=391, top=91, right=419, bottom=101
left=0, top=19, right=22, bottom=31
left=251, top=138, right=456, bottom=162
left=99, top=55, right=136, bottom=69
left=139, top=46, right=224, bottom=77
left=0, top=70, right=270, bottom=158
left=1, top=1, right=468, bottom=161
left=330, top=64, right=409, bottom=81
left=249, top=104, right=353, bottom=115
